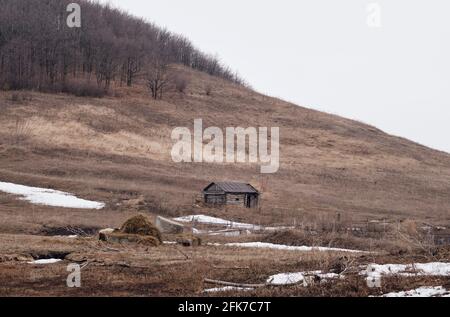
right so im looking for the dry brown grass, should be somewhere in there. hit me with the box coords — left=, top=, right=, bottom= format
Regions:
left=1, top=80, right=449, bottom=225
left=0, top=233, right=447, bottom=296
left=0, top=65, right=449, bottom=296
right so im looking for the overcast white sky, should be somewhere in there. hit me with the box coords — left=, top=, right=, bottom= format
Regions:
left=99, top=0, right=450, bottom=153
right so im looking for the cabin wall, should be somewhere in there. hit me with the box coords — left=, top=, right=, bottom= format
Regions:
left=226, top=194, right=246, bottom=206
left=204, top=191, right=259, bottom=208
left=205, top=194, right=226, bottom=204
left=247, top=194, right=259, bottom=208
left=433, top=232, right=450, bottom=245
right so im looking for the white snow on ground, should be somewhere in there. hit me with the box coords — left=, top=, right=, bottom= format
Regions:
left=174, top=215, right=262, bottom=230
left=223, top=242, right=365, bottom=253
left=381, top=286, right=450, bottom=297
left=267, top=272, right=307, bottom=286
left=204, top=286, right=254, bottom=293
left=28, top=259, right=62, bottom=264
left=0, top=181, right=105, bottom=209
left=174, top=215, right=293, bottom=232
left=362, top=262, right=450, bottom=278
left=193, top=228, right=251, bottom=237
left=267, top=271, right=341, bottom=286
left=208, top=230, right=249, bottom=237
left=54, top=235, right=78, bottom=239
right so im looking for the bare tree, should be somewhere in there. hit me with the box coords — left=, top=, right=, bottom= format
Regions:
left=146, top=57, right=171, bottom=100
left=0, top=0, right=245, bottom=95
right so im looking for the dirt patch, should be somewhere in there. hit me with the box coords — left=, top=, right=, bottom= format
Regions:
left=0, top=146, right=30, bottom=159
left=40, top=225, right=100, bottom=237
left=0, top=254, right=34, bottom=262
left=326, top=256, right=353, bottom=274
left=28, top=250, right=72, bottom=261
left=262, top=230, right=312, bottom=246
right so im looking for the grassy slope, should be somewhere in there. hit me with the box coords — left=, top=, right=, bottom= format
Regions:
left=0, top=65, right=450, bottom=234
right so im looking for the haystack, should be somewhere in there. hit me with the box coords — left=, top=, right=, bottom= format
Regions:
left=105, top=232, right=161, bottom=246
left=119, top=214, right=162, bottom=243
left=99, top=215, right=163, bottom=246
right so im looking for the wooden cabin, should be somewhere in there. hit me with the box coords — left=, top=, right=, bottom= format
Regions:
left=203, top=182, right=259, bottom=208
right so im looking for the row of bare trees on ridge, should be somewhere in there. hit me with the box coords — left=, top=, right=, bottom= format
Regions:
left=0, top=0, right=244, bottom=98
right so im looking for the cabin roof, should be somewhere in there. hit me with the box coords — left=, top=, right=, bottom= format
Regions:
left=204, top=182, right=259, bottom=194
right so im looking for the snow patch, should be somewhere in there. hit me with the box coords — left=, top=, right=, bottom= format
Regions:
left=54, top=235, right=78, bottom=239
left=224, top=242, right=365, bottom=253
left=208, top=230, right=249, bottom=237
left=174, top=215, right=293, bottom=232
left=381, top=286, right=450, bottom=297
left=193, top=228, right=251, bottom=237
left=0, top=181, right=105, bottom=209
left=362, top=262, right=450, bottom=278
left=268, top=272, right=307, bottom=286
left=267, top=271, right=341, bottom=286
left=174, top=215, right=262, bottom=230
left=204, top=286, right=254, bottom=293
left=28, top=259, right=62, bottom=265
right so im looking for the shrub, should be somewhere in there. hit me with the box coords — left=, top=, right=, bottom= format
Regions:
left=11, top=93, right=20, bottom=102
left=174, top=75, right=189, bottom=93
left=62, top=81, right=106, bottom=98
left=205, top=84, right=213, bottom=96
left=9, top=92, right=32, bottom=103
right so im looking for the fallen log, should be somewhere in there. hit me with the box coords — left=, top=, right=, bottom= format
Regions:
left=204, top=278, right=266, bottom=288
left=212, top=266, right=250, bottom=270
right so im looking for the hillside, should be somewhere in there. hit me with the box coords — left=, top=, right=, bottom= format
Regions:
left=0, top=0, right=450, bottom=297
left=1, top=64, right=449, bottom=236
